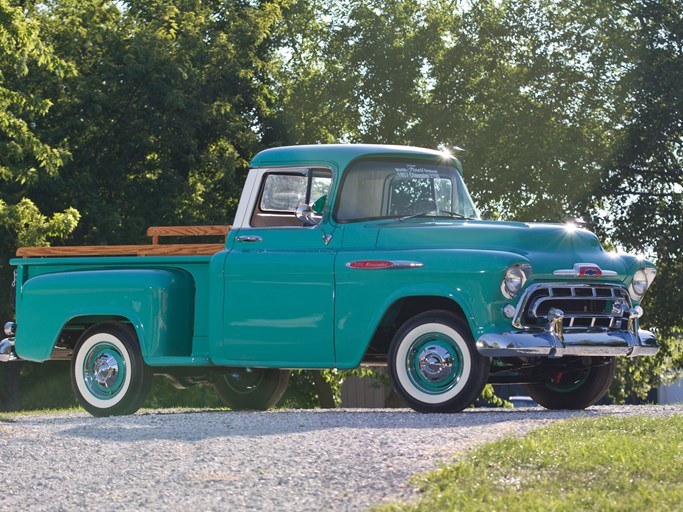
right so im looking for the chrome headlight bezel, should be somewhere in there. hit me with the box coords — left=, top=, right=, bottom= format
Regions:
left=629, top=267, right=656, bottom=300
left=501, top=264, right=530, bottom=299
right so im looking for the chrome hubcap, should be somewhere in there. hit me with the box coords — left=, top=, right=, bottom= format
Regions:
left=417, top=345, right=453, bottom=382
left=82, top=342, right=126, bottom=400
left=406, top=332, right=464, bottom=395
left=93, top=353, right=119, bottom=388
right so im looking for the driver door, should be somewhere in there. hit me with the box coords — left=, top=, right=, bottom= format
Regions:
left=212, top=168, right=337, bottom=367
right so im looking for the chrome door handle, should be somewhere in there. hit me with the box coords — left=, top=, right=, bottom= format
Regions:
left=236, top=235, right=263, bottom=243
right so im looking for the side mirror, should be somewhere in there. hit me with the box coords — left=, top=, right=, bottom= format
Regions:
left=295, top=204, right=322, bottom=226
left=295, top=204, right=332, bottom=245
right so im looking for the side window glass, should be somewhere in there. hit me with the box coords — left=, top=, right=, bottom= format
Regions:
left=260, top=175, right=307, bottom=212
left=311, top=174, right=332, bottom=214
left=251, top=169, right=332, bottom=227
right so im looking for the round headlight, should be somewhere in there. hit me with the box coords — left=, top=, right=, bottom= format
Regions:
left=502, top=266, right=527, bottom=299
left=631, top=269, right=649, bottom=298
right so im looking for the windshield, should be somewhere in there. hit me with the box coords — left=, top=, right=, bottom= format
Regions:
left=335, top=159, right=479, bottom=222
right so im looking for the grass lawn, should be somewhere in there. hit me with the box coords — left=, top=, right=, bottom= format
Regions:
left=379, top=415, right=683, bottom=512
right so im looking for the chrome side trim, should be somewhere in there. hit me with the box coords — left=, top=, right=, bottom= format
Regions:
left=345, top=260, right=424, bottom=270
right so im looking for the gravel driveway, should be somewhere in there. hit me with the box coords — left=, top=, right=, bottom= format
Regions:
left=1, top=405, right=681, bottom=511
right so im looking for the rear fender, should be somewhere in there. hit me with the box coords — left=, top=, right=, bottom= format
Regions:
left=14, top=269, right=194, bottom=361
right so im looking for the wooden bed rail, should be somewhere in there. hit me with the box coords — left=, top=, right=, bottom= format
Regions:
left=146, top=225, right=231, bottom=244
left=16, top=225, right=231, bottom=258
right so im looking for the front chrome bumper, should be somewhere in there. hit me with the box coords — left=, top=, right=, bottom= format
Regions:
left=477, top=328, right=658, bottom=358
left=478, top=301, right=659, bottom=359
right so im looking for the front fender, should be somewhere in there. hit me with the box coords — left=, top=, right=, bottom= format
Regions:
left=15, top=268, right=194, bottom=361
left=334, top=249, right=525, bottom=367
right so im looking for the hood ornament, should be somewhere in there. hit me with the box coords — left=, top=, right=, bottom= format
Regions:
left=553, top=263, right=617, bottom=278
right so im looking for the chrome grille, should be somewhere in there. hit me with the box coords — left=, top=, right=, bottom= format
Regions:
left=514, top=283, right=631, bottom=331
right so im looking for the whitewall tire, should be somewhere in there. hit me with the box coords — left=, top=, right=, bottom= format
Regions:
left=71, top=322, right=151, bottom=417
left=388, top=310, right=489, bottom=413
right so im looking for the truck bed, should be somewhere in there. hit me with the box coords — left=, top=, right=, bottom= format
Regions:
left=11, top=226, right=232, bottom=365
left=15, top=225, right=231, bottom=257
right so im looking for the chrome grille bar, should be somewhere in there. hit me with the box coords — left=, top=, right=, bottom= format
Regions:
left=512, top=283, right=631, bottom=331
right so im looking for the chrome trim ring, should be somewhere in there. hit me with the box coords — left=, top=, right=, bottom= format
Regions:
left=221, top=368, right=265, bottom=395
left=83, top=344, right=125, bottom=399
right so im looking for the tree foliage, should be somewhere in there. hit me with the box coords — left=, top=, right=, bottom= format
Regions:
left=0, top=0, right=80, bottom=327
left=31, top=0, right=284, bottom=244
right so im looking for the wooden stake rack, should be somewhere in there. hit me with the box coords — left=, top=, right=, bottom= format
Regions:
left=16, top=225, right=231, bottom=258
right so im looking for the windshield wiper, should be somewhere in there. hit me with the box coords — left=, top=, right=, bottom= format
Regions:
left=399, top=210, right=472, bottom=222
left=434, top=210, right=471, bottom=220
left=398, top=211, right=435, bottom=222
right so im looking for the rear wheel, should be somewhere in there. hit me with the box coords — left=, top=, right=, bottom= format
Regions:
left=523, top=357, right=616, bottom=410
left=71, top=322, right=152, bottom=417
left=212, top=368, right=290, bottom=410
left=388, top=310, right=489, bottom=413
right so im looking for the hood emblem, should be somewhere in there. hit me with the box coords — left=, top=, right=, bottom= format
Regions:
left=553, top=263, right=617, bottom=278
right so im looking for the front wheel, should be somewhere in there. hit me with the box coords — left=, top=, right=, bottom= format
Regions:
left=523, top=357, right=616, bottom=410
left=71, top=322, right=152, bottom=417
left=388, top=311, right=490, bottom=413
left=212, top=368, right=290, bottom=410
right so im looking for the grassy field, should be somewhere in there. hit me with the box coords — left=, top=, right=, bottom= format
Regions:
left=380, top=415, right=683, bottom=512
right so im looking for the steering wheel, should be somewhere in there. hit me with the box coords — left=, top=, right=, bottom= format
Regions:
left=410, top=199, right=437, bottom=214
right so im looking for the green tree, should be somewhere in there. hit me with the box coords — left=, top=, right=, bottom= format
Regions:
left=0, top=0, right=80, bottom=322
left=29, top=0, right=285, bottom=245
left=594, top=0, right=683, bottom=401
left=272, top=1, right=625, bottom=220
left=0, top=0, right=79, bottom=411
left=270, top=0, right=444, bottom=146
left=597, top=0, right=682, bottom=258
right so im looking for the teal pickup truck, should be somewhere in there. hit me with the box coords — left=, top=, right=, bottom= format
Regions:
left=1, top=145, right=658, bottom=416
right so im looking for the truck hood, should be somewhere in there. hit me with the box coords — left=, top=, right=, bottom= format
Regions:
left=374, top=219, right=633, bottom=279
